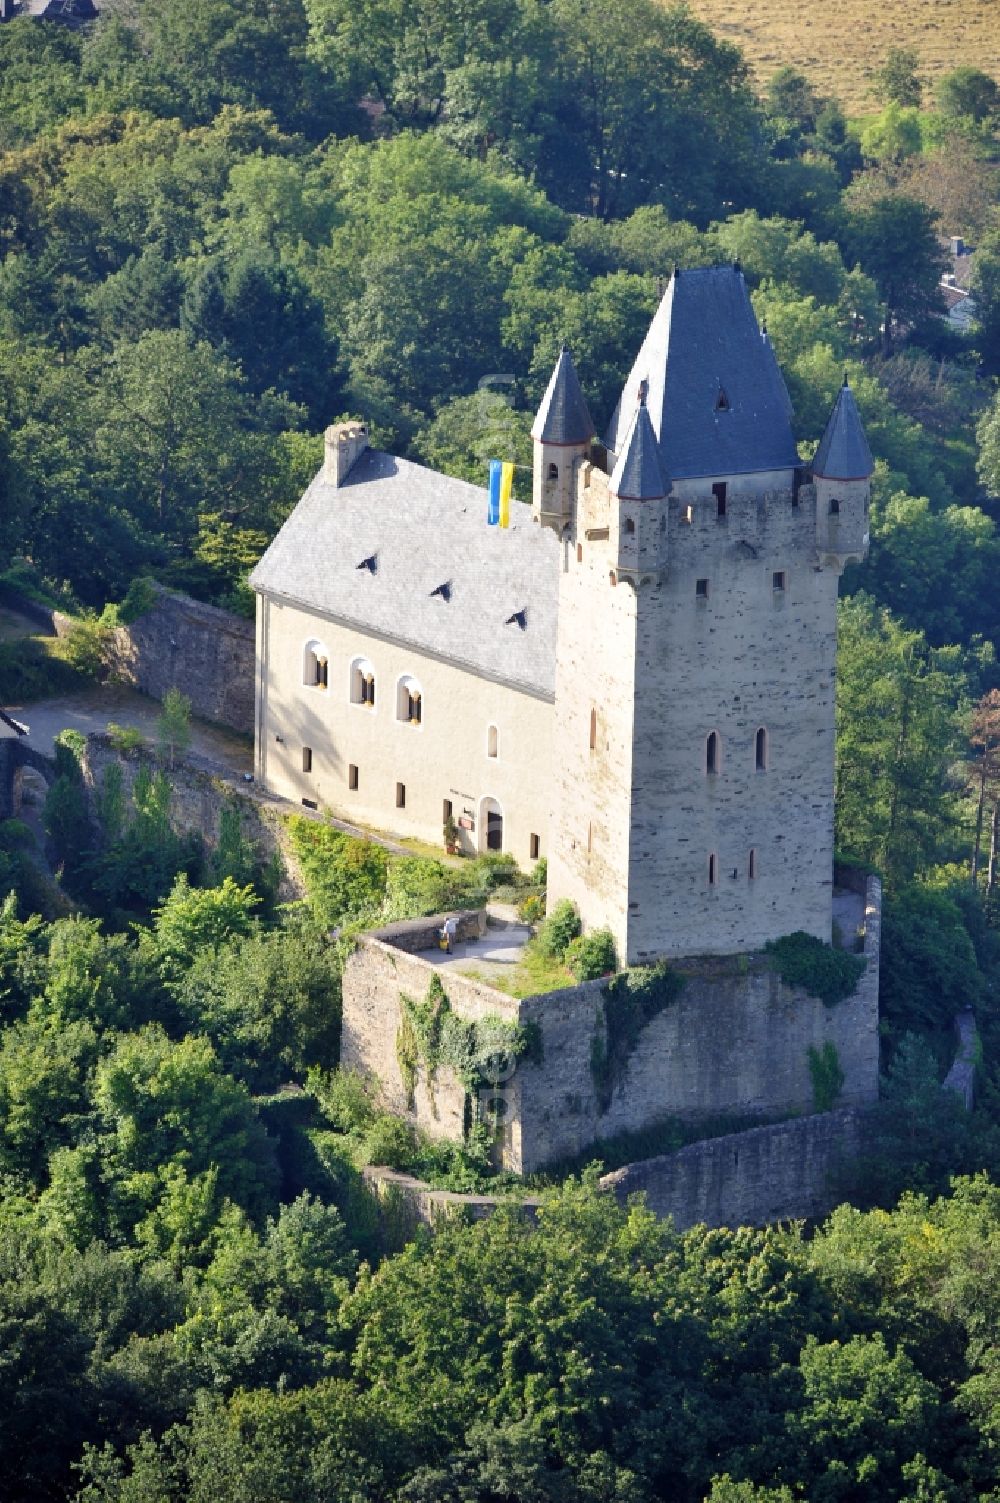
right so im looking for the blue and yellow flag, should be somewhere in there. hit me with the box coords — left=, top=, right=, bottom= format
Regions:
left=487, top=460, right=515, bottom=527
left=487, top=459, right=501, bottom=525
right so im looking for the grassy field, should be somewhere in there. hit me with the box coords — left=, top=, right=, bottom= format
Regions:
left=685, top=0, right=1000, bottom=115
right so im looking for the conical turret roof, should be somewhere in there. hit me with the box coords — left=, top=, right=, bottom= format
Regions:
left=609, top=394, right=667, bottom=500
left=812, top=378, right=874, bottom=480
left=605, top=266, right=800, bottom=482
left=531, top=346, right=595, bottom=446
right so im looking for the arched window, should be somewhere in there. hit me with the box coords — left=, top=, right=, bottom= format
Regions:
left=350, top=657, right=376, bottom=708
left=706, top=730, right=720, bottom=775
left=708, top=853, right=718, bottom=886
left=547, top=461, right=559, bottom=481
left=829, top=496, right=840, bottom=515
left=487, top=724, right=499, bottom=759
left=624, top=516, right=636, bottom=535
left=755, top=727, right=768, bottom=771
left=396, top=675, right=423, bottom=725
left=303, top=640, right=329, bottom=689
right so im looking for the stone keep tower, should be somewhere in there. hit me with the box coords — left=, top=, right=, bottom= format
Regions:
left=535, top=266, right=872, bottom=965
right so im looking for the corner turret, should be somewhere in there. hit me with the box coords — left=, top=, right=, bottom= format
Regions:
left=608, top=388, right=667, bottom=584
left=531, top=346, right=594, bottom=533
left=812, top=377, right=873, bottom=568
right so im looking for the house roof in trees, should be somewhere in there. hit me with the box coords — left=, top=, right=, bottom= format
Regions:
left=811, top=379, right=874, bottom=481
left=250, top=450, right=559, bottom=698
left=531, top=346, right=595, bottom=446
left=0, top=709, right=28, bottom=736
left=11, top=0, right=98, bottom=21
left=605, top=266, right=800, bottom=481
left=609, top=397, right=667, bottom=500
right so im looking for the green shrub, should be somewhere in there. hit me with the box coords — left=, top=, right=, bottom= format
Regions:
left=808, top=1041, right=845, bottom=1112
left=106, top=722, right=144, bottom=753
left=59, top=615, right=112, bottom=677
left=566, top=928, right=617, bottom=981
left=310, top=1067, right=379, bottom=1135
left=0, top=636, right=89, bottom=702
left=363, top=1114, right=420, bottom=1170
left=535, top=898, right=581, bottom=958
left=467, top=852, right=519, bottom=894
left=765, top=931, right=866, bottom=1007
left=530, top=855, right=547, bottom=887
left=518, top=893, right=545, bottom=924
left=117, top=575, right=158, bottom=625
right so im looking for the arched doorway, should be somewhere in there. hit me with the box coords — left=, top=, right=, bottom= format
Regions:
left=480, top=796, right=503, bottom=853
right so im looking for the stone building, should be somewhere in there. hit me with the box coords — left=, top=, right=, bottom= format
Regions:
left=251, top=264, right=872, bottom=964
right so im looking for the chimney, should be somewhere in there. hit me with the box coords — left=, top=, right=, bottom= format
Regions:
left=323, top=421, right=368, bottom=488
left=951, top=236, right=965, bottom=257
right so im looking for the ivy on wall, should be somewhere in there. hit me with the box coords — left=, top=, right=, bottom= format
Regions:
left=808, top=1041, right=845, bottom=1111
left=591, top=963, right=685, bottom=1113
left=396, top=973, right=536, bottom=1112
left=766, top=931, right=866, bottom=1007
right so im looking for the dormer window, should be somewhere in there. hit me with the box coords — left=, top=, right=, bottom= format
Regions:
left=356, top=553, right=378, bottom=573
left=715, top=387, right=730, bottom=413
left=505, top=609, right=527, bottom=630
left=430, top=581, right=451, bottom=601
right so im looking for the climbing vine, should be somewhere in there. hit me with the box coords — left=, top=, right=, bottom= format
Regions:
left=591, top=963, right=685, bottom=1113
left=765, top=931, right=865, bottom=1007
left=396, top=973, right=535, bottom=1110
left=808, top=1041, right=845, bottom=1112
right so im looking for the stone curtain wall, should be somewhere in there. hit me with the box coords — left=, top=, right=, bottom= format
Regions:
left=106, top=586, right=255, bottom=734
left=339, top=877, right=881, bottom=1175
left=599, top=1108, right=864, bottom=1228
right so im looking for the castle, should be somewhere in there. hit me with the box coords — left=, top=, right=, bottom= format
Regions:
left=251, top=264, right=873, bottom=966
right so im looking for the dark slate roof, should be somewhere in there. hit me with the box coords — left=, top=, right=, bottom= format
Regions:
left=811, top=379, right=874, bottom=480
left=605, top=267, right=800, bottom=481
left=531, top=346, right=595, bottom=446
left=609, top=398, right=667, bottom=500
left=250, top=450, right=559, bottom=698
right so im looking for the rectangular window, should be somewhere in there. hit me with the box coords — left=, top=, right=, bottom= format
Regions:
left=302, top=747, right=312, bottom=772
left=348, top=764, right=359, bottom=791
left=772, top=571, right=786, bottom=591
left=708, top=853, right=717, bottom=885
left=696, top=577, right=709, bottom=598
left=713, top=481, right=727, bottom=518
left=749, top=848, right=757, bottom=880
left=682, top=504, right=694, bottom=525
left=396, top=782, right=406, bottom=809
left=530, top=833, right=540, bottom=860
left=443, top=798, right=453, bottom=822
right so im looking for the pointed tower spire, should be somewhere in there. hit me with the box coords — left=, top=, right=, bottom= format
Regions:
left=812, top=378, right=874, bottom=480
left=531, top=345, right=595, bottom=446
left=609, top=390, right=667, bottom=501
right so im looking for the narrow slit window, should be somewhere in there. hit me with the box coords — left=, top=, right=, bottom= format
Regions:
left=589, top=707, right=597, bottom=751
left=348, top=764, right=359, bottom=791
left=302, top=747, right=312, bottom=773
left=683, top=504, right=694, bottom=524
left=708, top=853, right=717, bottom=885
left=624, top=516, right=636, bottom=535
left=713, top=481, right=727, bottom=517
left=715, top=388, right=730, bottom=413
left=706, top=731, right=720, bottom=775
left=443, top=798, right=453, bottom=822
left=696, top=577, right=709, bottom=599
left=772, top=571, right=786, bottom=592
left=395, top=782, right=405, bottom=809
left=756, top=727, right=768, bottom=771
left=487, top=724, right=499, bottom=759
left=748, top=848, right=757, bottom=880
left=587, top=821, right=593, bottom=853
left=576, top=543, right=583, bottom=563
left=529, top=833, right=540, bottom=861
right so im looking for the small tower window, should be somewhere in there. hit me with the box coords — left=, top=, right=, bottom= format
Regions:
left=487, top=724, right=499, bottom=759
left=302, top=747, right=312, bottom=773
left=715, top=388, right=730, bottom=413
left=772, top=571, right=786, bottom=592
left=624, top=516, right=636, bottom=535
left=756, top=727, right=768, bottom=771
left=589, top=707, right=597, bottom=752
left=706, top=731, right=720, bottom=775
left=576, top=543, right=583, bottom=563
left=708, top=853, right=718, bottom=885
left=696, top=577, right=709, bottom=599
left=547, top=462, right=559, bottom=481
left=348, top=764, right=359, bottom=790
left=529, top=833, right=540, bottom=861
left=587, top=821, right=593, bottom=853
left=713, top=481, right=727, bottom=517
left=443, top=798, right=453, bottom=823
left=748, top=848, right=757, bottom=880
left=829, top=497, right=840, bottom=516
left=395, top=782, right=406, bottom=809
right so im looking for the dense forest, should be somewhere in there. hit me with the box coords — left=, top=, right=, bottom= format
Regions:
left=3, top=2, right=1000, bottom=1498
